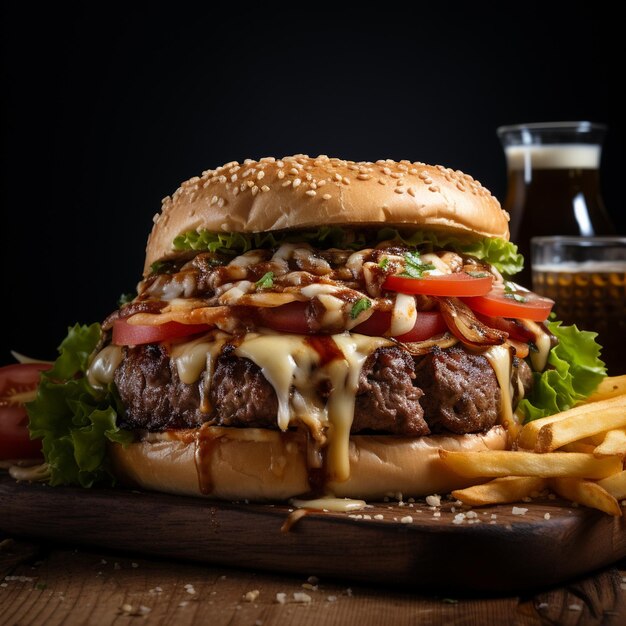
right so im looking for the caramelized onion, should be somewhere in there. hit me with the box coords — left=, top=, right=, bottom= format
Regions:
left=393, top=332, right=459, bottom=356
left=438, top=297, right=508, bottom=347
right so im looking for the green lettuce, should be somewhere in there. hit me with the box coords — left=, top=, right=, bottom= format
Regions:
left=27, top=323, right=133, bottom=487
left=172, top=227, right=524, bottom=277
left=517, top=320, right=606, bottom=421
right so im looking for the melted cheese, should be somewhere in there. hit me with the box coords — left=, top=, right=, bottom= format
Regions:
left=87, top=345, right=123, bottom=388
left=390, top=293, right=417, bottom=336
left=235, top=331, right=392, bottom=482
left=483, top=345, right=519, bottom=441
left=523, top=320, right=552, bottom=372
left=290, top=496, right=367, bottom=512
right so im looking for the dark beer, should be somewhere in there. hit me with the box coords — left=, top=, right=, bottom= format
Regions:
left=502, top=144, right=615, bottom=286
left=532, top=262, right=626, bottom=374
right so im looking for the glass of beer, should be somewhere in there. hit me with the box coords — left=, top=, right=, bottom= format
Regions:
left=498, top=121, right=615, bottom=286
left=532, top=236, right=626, bottom=374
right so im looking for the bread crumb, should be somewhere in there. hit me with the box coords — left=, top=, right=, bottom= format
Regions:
left=276, top=592, right=287, bottom=604
left=544, top=513, right=551, bottom=520
left=426, top=494, right=441, bottom=507
left=327, top=595, right=337, bottom=602
left=293, top=592, right=312, bottom=604
left=512, top=507, right=528, bottom=515
left=400, top=516, right=413, bottom=524
left=374, top=514, right=384, bottom=520
left=568, top=604, right=582, bottom=611
left=244, top=590, right=260, bottom=602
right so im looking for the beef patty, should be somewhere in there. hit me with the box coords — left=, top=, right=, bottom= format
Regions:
left=114, top=342, right=531, bottom=436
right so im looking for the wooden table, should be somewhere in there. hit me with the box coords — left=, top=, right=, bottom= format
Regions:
left=1, top=535, right=625, bottom=625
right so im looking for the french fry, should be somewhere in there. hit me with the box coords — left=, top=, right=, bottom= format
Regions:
left=583, top=375, right=626, bottom=403
left=452, top=476, right=547, bottom=506
left=515, top=397, right=622, bottom=450
left=598, top=470, right=626, bottom=500
left=535, top=396, right=626, bottom=452
left=593, top=429, right=626, bottom=459
left=550, top=477, right=622, bottom=517
left=558, top=442, right=597, bottom=454
left=438, top=450, right=621, bottom=480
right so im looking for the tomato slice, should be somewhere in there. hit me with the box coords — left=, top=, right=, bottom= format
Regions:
left=383, top=273, right=493, bottom=297
left=354, top=310, right=446, bottom=342
left=258, top=302, right=313, bottom=334
left=112, top=319, right=212, bottom=346
left=463, top=284, right=554, bottom=322
left=0, top=362, right=51, bottom=460
left=260, top=302, right=446, bottom=341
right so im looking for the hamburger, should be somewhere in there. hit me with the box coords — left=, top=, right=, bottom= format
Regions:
left=28, top=155, right=588, bottom=502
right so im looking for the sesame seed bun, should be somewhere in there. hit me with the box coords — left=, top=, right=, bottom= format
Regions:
left=144, top=155, right=510, bottom=275
left=108, top=426, right=508, bottom=502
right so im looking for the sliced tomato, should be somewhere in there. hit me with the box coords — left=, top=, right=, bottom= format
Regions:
left=0, top=362, right=51, bottom=460
left=112, top=319, right=212, bottom=346
left=260, top=301, right=446, bottom=342
left=383, top=273, right=493, bottom=297
left=354, top=310, right=447, bottom=342
left=258, top=301, right=313, bottom=334
left=463, top=285, right=554, bottom=322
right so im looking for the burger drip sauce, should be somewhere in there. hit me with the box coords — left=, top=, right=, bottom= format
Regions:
left=194, top=423, right=220, bottom=495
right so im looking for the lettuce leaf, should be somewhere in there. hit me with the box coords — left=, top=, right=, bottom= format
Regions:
left=517, top=320, right=606, bottom=421
left=172, top=227, right=524, bottom=277
left=27, top=323, right=133, bottom=487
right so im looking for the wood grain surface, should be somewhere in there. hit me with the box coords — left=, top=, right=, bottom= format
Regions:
left=2, top=473, right=625, bottom=595
left=1, top=536, right=625, bottom=626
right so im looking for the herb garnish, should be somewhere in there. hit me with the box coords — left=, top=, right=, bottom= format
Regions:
left=350, top=297, right=372, bottom=319
left=255, top=271, right=274, bottom=289
left=399, top=251, right=436, bottom=278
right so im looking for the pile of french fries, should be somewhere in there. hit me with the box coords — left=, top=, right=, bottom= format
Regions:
left=438, top=375, right=626, bottom=516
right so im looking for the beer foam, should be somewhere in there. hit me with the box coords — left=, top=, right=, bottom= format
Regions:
left=505, top=145, right=600, bottom=170
left=533, top=261, right=626, bottom=273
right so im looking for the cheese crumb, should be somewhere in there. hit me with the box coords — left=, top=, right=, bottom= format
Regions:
left=400, top=516, right=413, bottom=524
left=512, top=507, right=528, bottom=515
left=276, top=592, right=287, bottom=604
left=374, top=514, right=384, bottom=520
left=544, top=513, right=551, bottom=520
left=244, top=590, right=260, bottom=602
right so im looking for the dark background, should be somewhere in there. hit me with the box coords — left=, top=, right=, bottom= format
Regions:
left=1, top=4, right=623, bottom=360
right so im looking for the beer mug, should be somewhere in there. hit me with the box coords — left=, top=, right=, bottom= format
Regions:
left=531, top=236, right=626, bottom=374
left=498, top=121, right=615, bottom=286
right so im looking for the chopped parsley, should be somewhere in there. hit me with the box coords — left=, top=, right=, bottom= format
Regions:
left=117, top=292, right=134, bottom=306
left=350, top=297, right=372, bottom=319
left=504, top=281, right=528, bottom=302
left=255, top=271, right=274, bottom=289
left=378, top=257, right=389, bottom=269
left=399, top=251, right=436, bottom=278
left=466, top=271, right=489, bottom=278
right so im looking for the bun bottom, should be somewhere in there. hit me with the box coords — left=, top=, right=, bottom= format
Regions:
left=109, top=426, right=508, bottom=502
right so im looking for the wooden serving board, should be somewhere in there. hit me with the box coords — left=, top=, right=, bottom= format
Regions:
left=1, top=473, right=624, bottom=592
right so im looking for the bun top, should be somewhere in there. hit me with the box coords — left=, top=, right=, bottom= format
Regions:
left=145, top=155, right=510, bottom=274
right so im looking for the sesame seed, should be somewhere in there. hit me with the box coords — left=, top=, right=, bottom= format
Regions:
left=233, top=187, right=240, bottom=196
left=456, top=182, right=466, bottom=191
left=317, top=179, right=326, bottom=186
left=394, top=188, right=404, bottom=194
left=293, top=178, right=302, bottom=188
left=210, top=195, right=219, bottom=205
left=409, top=168, right=418, bottom=175
left=305, top=190, right=317, bottom=196
left=382, top=167, right=392, bottom=175
left=390, top=172, right=403, bottom=179
left=282, top=180, right=292, bottom=187
left=357, top=173, right=370, bottom=180
left=242, top=169, right=252, bottom=178
left=342, top=177, right=350, bottom=185
left=217, top=198, right=225, bottom=208
left=419, top=171, right=430, bottom=180
left=260, top=156, right=275, bottom=163
left=322, top=193, right=332, bottom=200
left=305, top=173, right=313, bottom=181
left=257, top=171, right=265, bottom=180
left=334, top=173, right=342, bottom=181
left=276, top=161, right=284, bottom=168
left=310, top=182, right=317, bottom=189
left=378, top=179, right=386, bottom=185
left=218, top=175, right=227, bottom=183
left=231, top=174, right=238, bottom=182
left=290, top=168, right=299, bottom=175
left=428, top=185, right=440, bottom=192
left=407, top=187, right=416, bottom=197
left=261, top=185, right=270, bottom=192
left=251, top=185, right=259, bottom=196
